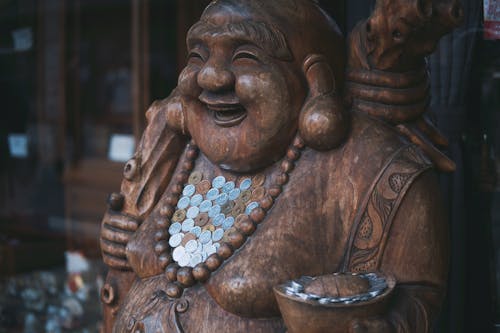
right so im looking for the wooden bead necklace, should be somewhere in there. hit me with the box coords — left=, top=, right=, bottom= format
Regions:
left=152, top=136, right=305, bottom=299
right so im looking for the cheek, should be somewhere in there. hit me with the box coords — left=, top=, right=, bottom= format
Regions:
left=177, top=66, right=201, bottom=97
left=236, top=72, right=292, bottom=127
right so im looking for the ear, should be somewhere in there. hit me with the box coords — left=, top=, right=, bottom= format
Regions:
left=299, top=54, right=349, bottom=151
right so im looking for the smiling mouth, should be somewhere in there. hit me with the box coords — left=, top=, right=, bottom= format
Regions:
left=206, top=104, right=247, bottom=127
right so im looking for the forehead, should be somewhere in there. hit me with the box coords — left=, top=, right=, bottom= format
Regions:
left=187, top=7, right=293, bottom=61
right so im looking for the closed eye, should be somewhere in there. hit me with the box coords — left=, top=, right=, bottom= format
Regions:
left=233, top=51, right=259, bottom=62
left=188, top=51, right=204, bottom=61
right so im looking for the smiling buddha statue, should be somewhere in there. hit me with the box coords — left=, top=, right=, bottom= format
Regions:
left=99, top=0, right=463, bottom=332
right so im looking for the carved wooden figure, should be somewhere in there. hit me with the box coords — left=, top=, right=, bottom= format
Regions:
left=99, top=0, right=462, bottom=332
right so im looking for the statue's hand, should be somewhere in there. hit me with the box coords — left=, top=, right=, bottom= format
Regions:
left=349, top=317, right=396, bottom=333
left=100, top=210, right=140, bottom=270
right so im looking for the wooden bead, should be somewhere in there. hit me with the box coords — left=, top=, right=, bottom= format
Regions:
left=276, top=172, right=289, bottom=186
left=293, top=136, right=305, bottom=149
left=259, top=195, right=274, bottom=211
left=156, top=218, right=169, bottom=228
left=192, top=264, right=211, bottom=282
left=171, top=184, right=183, bottom=195
left=281, top=159, right=294, bottom=173
left=228, top=230, right=246, bottom=249
left=154, top=230, right=168, bottom=242
left=154, top=241, right=169, bottom=255
left=235, top=215, right=256, bottom=236
left=165, top=195, right=178, bottom=206
left=158, top=253, right=172, bottom=269
left=217, top=243, right=233, bottom=260
left=160, top=205, right=174, bottom=218
left=249, top=207, right=266, bottom=224
left=177, top=267, right=195, bottom=287
left=107, top=192, right=124, bottom=211
left=166, top=282, right=183, bottom=298
left=186, top=148, right=199, bottom=160
left=174, top=171, right=189, bottom=184
left=268, top=185, right=282, bottom=198
left=166, top=263, right=179, bottom=281
left=183, top=160, right=194, bottom=171
left=286, top=147, right=301, bottom=161
left=206, top=253, right=223, bottom=271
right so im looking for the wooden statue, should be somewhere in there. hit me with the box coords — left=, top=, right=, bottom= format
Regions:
left=99, top=0, right=462, bottom=332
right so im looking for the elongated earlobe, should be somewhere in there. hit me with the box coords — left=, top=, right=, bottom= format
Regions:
left=299, top=54, right=349, bottom=151
left=163, top=92, right=189, bottom=136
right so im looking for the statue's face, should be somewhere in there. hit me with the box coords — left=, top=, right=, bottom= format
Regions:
left=177, top=4, right=306, bottom=172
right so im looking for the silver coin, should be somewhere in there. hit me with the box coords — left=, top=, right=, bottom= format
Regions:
left=182, top=184, right=196, bottom=197
left=185, top=240, right=198, bottom=253
left=245, top=201, right=259, bottom=215
left=240, top=178, right=252, bottom=191
left=190, top=254, right=203, bottom=267
left=213, top=213, right=225, bottom=227
left=199, top=230, right=212, bottom=244
left=199, top=200, right=212, bottom=213
left=178, top=252, right=191, bottom=267
left=172, top=246, right=186, bottom=262
left=222, top=216, right=235, bottom=230
left=215, top=193, right=229, bottom=206
left=222, top=181, right=235, bottom=193
left=212, top=228, right=224, bottom=242
left=213, top=242, right=221, bottom=250
left=177, top=196, right=190, bottom=210
left=190, top=226, right=202, bottom=237
left=212, top=176, right=226, bottom=189
left=169, top=222, right=182, bottom=235
left=202, top=240, right=213, bottom=251
left=197, top=241, right=204, bottom=253
left=190, top=194, right=203, bottom=207
left=205, top=244, right=217, bottom=256
left=206, top=188, right=219, bottom=201
left=186, top=206, right=200, bottom=219
left=182, top=218, right=195, bottom=232
left=169, top=233, right=183, bottom=248
left=208, top=204, right=221, bottom=218
left=228, top=188, right=241, bottom=201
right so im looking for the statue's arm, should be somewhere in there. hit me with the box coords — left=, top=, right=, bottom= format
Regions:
left=100, top=90, right=188, bottom=331
left=350, top=170, right=449, bottom=332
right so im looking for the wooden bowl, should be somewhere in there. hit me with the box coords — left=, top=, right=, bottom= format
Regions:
left=273, top=272, right=396, bottom=333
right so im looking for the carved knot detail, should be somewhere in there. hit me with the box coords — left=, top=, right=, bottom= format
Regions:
left=388, top=173, right=410, bottom=193
left=358, top=215, right=373, bottom=240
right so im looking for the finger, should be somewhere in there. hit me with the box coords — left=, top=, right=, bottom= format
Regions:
left=104, top=213, right=140, bottom=232
left=102, top=255, right=131, bottom=271
left=100, top=238, right=127, bottom=259
left=414, top=116, right=449, bottom=147
left=101, top=225, right=133, bottom=244
left=396, top=124, right=456, bottom=172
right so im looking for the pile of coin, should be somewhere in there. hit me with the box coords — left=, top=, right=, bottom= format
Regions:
left=168, top=173, right=265, bottom=268
left=278, top=273, right=388, bottom=305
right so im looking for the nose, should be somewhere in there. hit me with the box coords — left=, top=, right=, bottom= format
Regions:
left=197, top=60, right=235, bottom=92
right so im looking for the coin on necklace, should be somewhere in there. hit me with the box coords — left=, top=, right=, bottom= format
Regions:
left=196, top=180, right=211, bottom=195
left=169, top=233, right=183, bottom=248
left=169, top=222, right=182, bottom=235
left=186, top=206, right=200, bottom=219
left=222, top=181, right=235, bottom=193
left=172, top=209, right=186, bottom=222
left=239, top=178, right=252, bottom=191
left=240, top=190, right=252, bottom=203
left=252, top=174, right=266, bottom=187
left=190, top=194, right=203, bottom=207
left=177, top=196, right=190, bottom=210
left=182, top=218, right=195, bottom=232
left=182, top=184, right=196, bottom=197
left=206, top=188, right=219, bottom=201
left=212, top=176, right=226, bottom=189
left=188, top=171, right=203, bottom=185
left=194, top=213, right=209, bottom=227
left=251, top=187, right=266, bottom=201
left=199, top=200, right=212, bottom=213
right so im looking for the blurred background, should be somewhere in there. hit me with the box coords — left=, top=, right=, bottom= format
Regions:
left=0, top=0, right=498, bottom=332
